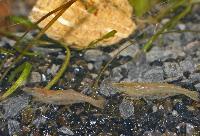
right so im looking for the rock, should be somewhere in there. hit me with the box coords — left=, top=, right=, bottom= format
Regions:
left=58, top=126, right=74, bottom=135
left=179, top=79, right=193, bottom=88
left=163, top=62, right=183, bottom=80
left=111, top=66, right=124, bottom=82
left=177, top=24, right=186, bottom=30
left=111, top=62, right=131, bottom=82
left=176, top=123, right=195, bottom=136
left=143, top=130, right=162, bottom=136
left=1, top=95, right=29, bottom=119
left=7, top=120, right=20, bottom=136
left=109, top=42, right=139, bottom=57
left=183, top=41, right=200, bottom=54
left=146, top=47, right=185, bottom=62
left=93, top=61, right=103, bottom=71
left=1, top=37, right=16, bottom=47
left=41, top=74, right=47, bottom=82
left=189, top=73, right=200, bottom=83
left=162, top=33, right=182, bottom=47
left=194, top=83, right=200, bottom=91
left=163, top=130, right=178, bottom=136
left=32, top=116, right=47, bottom=128
left=179, top=59, right=195, bottom=73
left=125, top=62, right=149, bottom=82
left=152, top=105, right=158, bottom=113
left=140, top=66, right=164, bottom=82
left=87, top=63, right=94, bottom=70
left=99, top=78, right=119, bottom=97
left=119, top=99, right=134, bottom=119
left=172, top=110, right=178, bottom=117
left=84, top=49, right=110, bottom=70
left=184, top=23, right=200, bottom=43
left=47, top=64, right=60, bottom=76
left=32, top=47, right=63, bottom=55
left=57, top=54, right=66, bottom=59
left=84, top=49, right=104, bottom=62
left=29, top=72, right=41, bottom=83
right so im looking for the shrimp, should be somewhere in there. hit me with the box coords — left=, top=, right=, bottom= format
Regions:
left=111, top=82, right=200, bottom=101
left=23, top=87, right=105, bottom=109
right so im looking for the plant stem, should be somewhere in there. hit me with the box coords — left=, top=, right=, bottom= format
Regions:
left=143, top=3, right=192, bottom=52
left=0, top=0, right=77, bottom=82
left=0, top=62, right=32, bottom=101
left=45, top=44, right=71, bottom=89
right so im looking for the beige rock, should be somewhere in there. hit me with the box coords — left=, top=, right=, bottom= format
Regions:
left=29, top=0, right=136, bottom=49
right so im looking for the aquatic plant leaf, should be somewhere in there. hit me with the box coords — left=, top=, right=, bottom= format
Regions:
left=128, top=0, right=157, bottom=17
left=88, top=30, right=117, bottom=48
left=143, top=2, right=192, bottom=52
left=0, top=62, right=32, bottom=101
left=45, top=42, right=71, bottom=89
left=0, top=47, right=15, bottom=55
left=8, top=15, right=36, bottom=28
left=0, top=0, right=76, bottom=82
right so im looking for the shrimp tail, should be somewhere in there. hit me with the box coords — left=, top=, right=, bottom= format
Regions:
left=184, top=91, right=200, bottom=102
left=90, top=98, right=106, bottom=109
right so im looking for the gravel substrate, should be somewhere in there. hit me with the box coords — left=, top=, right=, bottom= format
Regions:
left=0, top=3, right=200, bottom=136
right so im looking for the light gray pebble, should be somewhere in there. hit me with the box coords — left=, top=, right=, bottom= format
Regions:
left=176, top=123, right=195, bottom=136
left=32, top=116, right=47, bottom=128
left=111, top=66, right=124, bottom=82
left=140, top=66, right=164, bottom=82
left=177, top=24, right=186, bottom=30
left=184, top=23, right=200, bottom=42
left=111, top=61, right=136, bottom=82
left=0, top=41, right=4, bottom=47
left=99, top=79, right=119, bottom=97
left=152, top=105, right=158, bottom=113
left=58, top=126, right=74, bottom=135
left=117, top=42, right=139, bottom=57
left=119, top=99, right=134, bottom=119
left=1, top=95, right=29, bottom=119
left=164, top=131, right=178, bottom=136
left=32, top=47, right=62, bottom=55
left=84, top=49, right=106, bottom=62
left=179, top=59, right=195, bottom=73
left=172, top=110, right=178, bottom=117
left=179, top=79, right=193, bottom=87
left=143, top=130, right=162, bottom=136
left=47, top=64, right=60, bottom=76
left=1, top=37, right=16, bottom=46
left=29, top=72, right=41, bottom=83
left=163, top=62, right=183, bottom=80
left=84, top=49, right=110, bottom=70
left=183, top=41, right=200, bottom=54
left=162, top=33, right=182, bottom=47
left=194, top=83, right=200, bottom=91
left=41, top=74, right=47, bottom=82
left=93, top=61, right=103, bottom=70
left=57, top=54, right=66, bottom=59
left=146, top=47, right=185, bottom=62
left=189, top=73, right=200, bottom=83
left=87, top=63, right=94, bottom=70
left=7, top=120, right=20, bottom=136
left=127, top=63, right=149, bottom=82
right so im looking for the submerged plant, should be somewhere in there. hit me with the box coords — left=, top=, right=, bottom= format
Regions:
left=0, top=0, right=77, bottom=100
left=0, top=62, right=32, bottom=101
